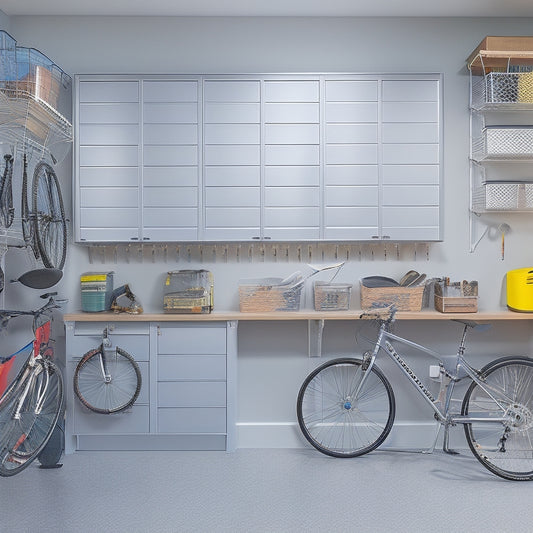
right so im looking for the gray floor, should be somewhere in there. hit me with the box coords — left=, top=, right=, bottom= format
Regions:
left=3, top=448, right=533, bottom=533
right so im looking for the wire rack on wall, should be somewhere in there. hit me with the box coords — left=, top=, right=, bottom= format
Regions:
left=84, top=242, right=434, bottom=264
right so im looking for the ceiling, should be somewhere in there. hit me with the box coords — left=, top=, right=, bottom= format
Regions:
left=2, top=0, right=533, bottom=18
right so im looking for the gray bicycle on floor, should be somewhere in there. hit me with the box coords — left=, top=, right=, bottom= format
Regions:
left=297, top=306, right=533, bottom=481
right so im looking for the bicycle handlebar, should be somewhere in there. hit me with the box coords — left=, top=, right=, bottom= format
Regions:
left=0, top=293, right=65, bottom=329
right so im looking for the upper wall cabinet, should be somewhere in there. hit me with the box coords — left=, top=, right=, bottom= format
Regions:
left=74, top=73, right=442, bottom=243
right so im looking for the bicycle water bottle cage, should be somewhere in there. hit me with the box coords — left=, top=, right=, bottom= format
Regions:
left=110, top=284, right=143, bottom=314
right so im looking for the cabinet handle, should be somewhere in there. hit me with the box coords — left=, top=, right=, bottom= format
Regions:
left=263, top=236, right=271, bottom=240
left=382, top=235, right=391, bottom=240
left=252, top=236, right=260, bottom=240
left=371, top=235, right=380, bottom=239
left=130, top=237, right=139, bottom=240
left=143, top=237, right=150, bottom=240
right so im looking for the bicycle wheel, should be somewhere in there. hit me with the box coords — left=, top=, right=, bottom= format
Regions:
left=297, top=358, right=395, bottom=458
left=32, top=161, right=67, bottom=270
left=462, top=357, right=533, bottom=481
left=0, top=360, right=63, bottom=477
left=74, top=346, right=142, bottom=414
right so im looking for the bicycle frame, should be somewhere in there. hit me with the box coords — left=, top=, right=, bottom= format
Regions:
left=360, top=315, right=513, bottom=451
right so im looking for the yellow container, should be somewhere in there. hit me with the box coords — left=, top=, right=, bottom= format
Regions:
left=507, top=268, right=533, bottom=312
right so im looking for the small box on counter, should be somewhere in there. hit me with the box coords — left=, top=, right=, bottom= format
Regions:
left=163, top=270, right=214, bottom=314
left=434, top=279, right=478, bottom=313
left=81, top=271, right=114, bottom=312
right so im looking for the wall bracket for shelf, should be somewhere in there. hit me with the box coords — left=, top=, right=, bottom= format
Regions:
left=308, top=319, right=325, bottom=357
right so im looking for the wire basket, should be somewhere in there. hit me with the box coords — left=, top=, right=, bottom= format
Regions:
left=239, top=277, right=303, bottom=312
left=472, top=71, right=533, bottom=109
left=472, top=182, right=533, bottom=211
left=473, top=127, right=533, bottom=160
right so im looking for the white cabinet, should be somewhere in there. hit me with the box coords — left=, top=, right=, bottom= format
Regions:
left=324, top=76, right=441, bottom=241
left=76, top=77, right=200, bottom=242
left=75, top=73, right=442, bottom=243
left=64, top=319, right=236, bottom=452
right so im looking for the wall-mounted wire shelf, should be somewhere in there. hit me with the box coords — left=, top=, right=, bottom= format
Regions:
left=0, top=31, right=72, bottom=163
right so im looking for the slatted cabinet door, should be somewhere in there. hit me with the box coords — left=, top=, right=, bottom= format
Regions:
left=263, top=79, right=321, bottom=240
left=324, top=79, right=380, bottom=240
left=77, top=80, right=141, bottom=241
left=203, top=79, right=262, bottom=240
left=142, top=80, right=200, bottom=241
left=381, top=78, right=441, bottom=241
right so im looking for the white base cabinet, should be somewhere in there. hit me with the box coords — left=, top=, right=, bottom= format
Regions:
left=64, top=320, right=236, bottom=452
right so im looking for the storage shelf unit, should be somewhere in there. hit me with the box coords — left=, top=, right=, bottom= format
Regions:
left=468, top=37, right=533, bottom=247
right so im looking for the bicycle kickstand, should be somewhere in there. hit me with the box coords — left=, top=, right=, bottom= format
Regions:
left=442, top=422, right=460, bottom=455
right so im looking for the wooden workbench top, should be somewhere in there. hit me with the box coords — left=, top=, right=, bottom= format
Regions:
left=63, top=309, right=533, bottom=322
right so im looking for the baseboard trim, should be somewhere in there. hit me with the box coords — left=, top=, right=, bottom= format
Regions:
left=236, top=421, right=468, bottom=450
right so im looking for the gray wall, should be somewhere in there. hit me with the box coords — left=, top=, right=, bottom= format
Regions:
left=5, top=16, right=533, bottom=447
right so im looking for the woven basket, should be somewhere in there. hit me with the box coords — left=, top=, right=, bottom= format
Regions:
left=239, top=283, right=302, bottom=312
left=360, top=283, right=424, bottom=311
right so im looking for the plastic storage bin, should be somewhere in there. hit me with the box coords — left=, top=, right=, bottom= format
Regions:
left=313, top=282, right=352, bottom=311
left=81, top=272, right=114, bottom=312
left=507, top=268, right=533, bottom=312
left=163, top=270, right=213, bottom=314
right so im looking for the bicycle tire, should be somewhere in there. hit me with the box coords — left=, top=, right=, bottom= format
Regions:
left=32, top=161, right=67, bottom=270
left=462, top=356, right=533, bottom=481
left=21, top=153, right=40, bottom=261
left=74, top=346, right=142, bottom=414
left=297, top=358, right=395, bottom=458
left=0, top=359, right=63, bottom=477
left=0, top=154, right=14, bottom=228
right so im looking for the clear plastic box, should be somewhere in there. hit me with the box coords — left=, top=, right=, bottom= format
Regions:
left=163, top=270, right=214, bottom=314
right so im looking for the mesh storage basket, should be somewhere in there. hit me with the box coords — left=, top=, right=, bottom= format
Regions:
left=473, top=127, right=533, bottom=159
left=472, top=182, right=533, bottom=211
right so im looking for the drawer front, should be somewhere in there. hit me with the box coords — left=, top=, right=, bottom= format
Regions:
left=68, top=335, right=150, bottom=363
left=158, top=407, right=226, bottom=433
left=73, top=404, right=149, bottom=434
left=158, top=381, right=226, bottom=408
left=157, top=324, right=226, bottom=355
left=158, top=355, right=226, bottom=381
left=67, top=323, right=150, bottom=363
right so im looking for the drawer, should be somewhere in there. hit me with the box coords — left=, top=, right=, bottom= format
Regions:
left=73, top=404, right=149, bottom=435
left=158, top=355, right=226, bottom=381
left=67, top=324, right=150, bottom=363
left=69, top=360, right=150, bottom=405
left=158, top=407, right=226, bottom=433
left=157, top=324, right=226, bottom=355
left=158, top=382, right=226, bottom=408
